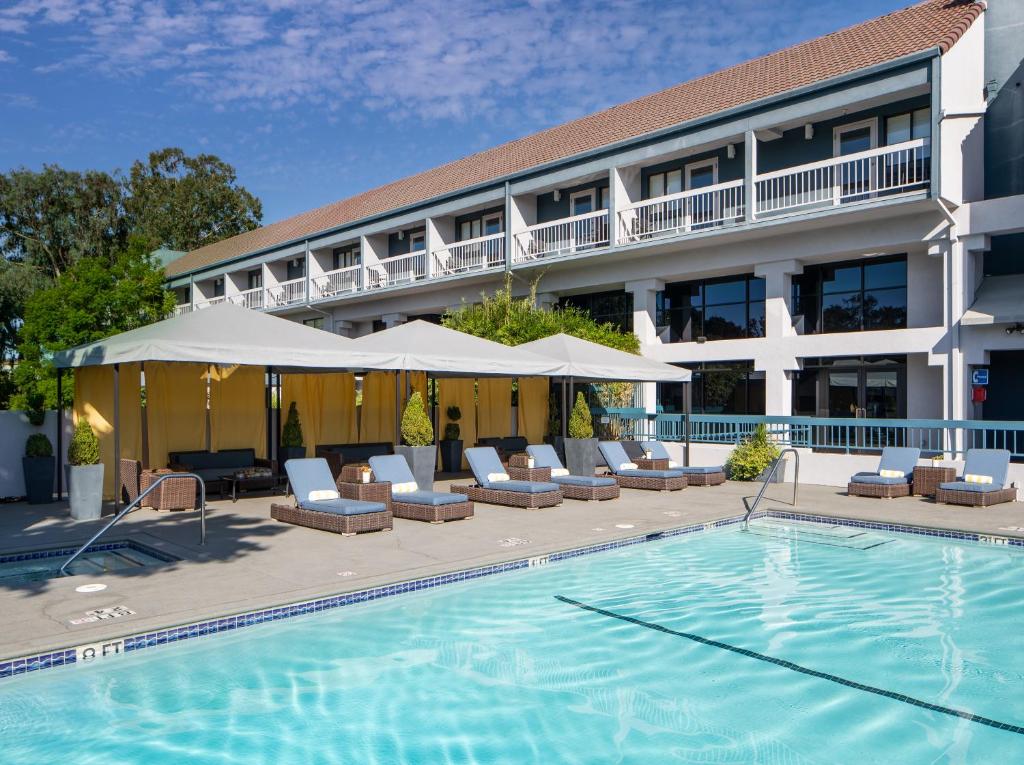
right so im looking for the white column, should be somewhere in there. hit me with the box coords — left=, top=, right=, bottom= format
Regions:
left=758, top=363, right=795, bottom=417
left=535, top=292, right=557, bottom=311
left=626, top=278, right=664, bottom=414
left=754, top=259, right=802, bottom=340
left=360, top=234, right=385, bottom=290
left=508, top=194, right=536, bottom=265
left=426, top=216, right=454, bottom=278
left=609, top=165, right=641, bottom=247
left=744, top=130, right=758, bottom=223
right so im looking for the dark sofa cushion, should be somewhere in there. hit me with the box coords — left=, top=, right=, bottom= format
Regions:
left=476, top=437, right=528, bottom=461
left=315, top=442, right=394, bottom=478
left=169, top=448, right=256, bottom=471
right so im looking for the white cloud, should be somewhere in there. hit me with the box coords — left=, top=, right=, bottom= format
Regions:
left=0, top=51, right=14, bottom=64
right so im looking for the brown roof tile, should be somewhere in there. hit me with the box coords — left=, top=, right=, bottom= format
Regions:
left=166, top=0, right=983, bottom=277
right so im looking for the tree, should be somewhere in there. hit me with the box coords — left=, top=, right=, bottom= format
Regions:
left=12, top=235, right=175, bottom=410
left=124, top=148, right=262, bottom=251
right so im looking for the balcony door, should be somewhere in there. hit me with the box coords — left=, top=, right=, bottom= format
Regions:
left=833, top=119, right=877, bottom=201
left=569, top=189, right=599, bottom=250
left=826, top=367, right=900, bottom=419
left=685, top=158, right=718, bottom=228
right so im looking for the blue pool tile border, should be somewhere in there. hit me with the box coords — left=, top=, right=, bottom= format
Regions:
left=2, top=510, right=1020, bottom=682
left=0, top=540, right=178, bottom=566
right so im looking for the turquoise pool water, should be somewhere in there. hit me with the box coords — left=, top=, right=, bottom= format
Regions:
left=2, top=519, right=1023, bottom=763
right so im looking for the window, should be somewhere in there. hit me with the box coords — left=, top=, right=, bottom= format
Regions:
left=792, top=255, right=907, bottom=334
left=286, top=258, right=305, bottom=281
left=303, top=317, right=325, bottom=330
left=459, top=212, right=503, bottom=241
left=656, top=275, right=765, bottom=343
left=685, top=158, right=717, bottom=190
left=213, top=278, right=224, bottom=297
left=332, top=244, right=360, bottom=270
left=570, top=189, right=595, bottom=216
left=833, top=119, right=877, bottom=157
left=657, top=361, right=765, bottom=415
left=247, top=269, right=262, bottom=290
left=885, top=108, right=930, bottom=144
left=647, top=169, right=682, bottom=199
left=410, top=231, right=425, bottom=252
left=557, top=290, right=633, bottom=332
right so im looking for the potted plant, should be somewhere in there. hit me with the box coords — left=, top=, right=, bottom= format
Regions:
left=439, top=405, right=463, bottom=473
left=22, top=433, right=55, bottom=505
left=396, top=392, right=435, bottom=490
left=725, top=423, right=782, bottom=482
left=280, top=401, right=306, bottom=465
left=67, top=420, right=104, bottom=521
left=564, top=391, right=598, bottom=477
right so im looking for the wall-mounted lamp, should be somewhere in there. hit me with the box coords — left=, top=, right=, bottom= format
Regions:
left=726, top=144, right=736, bottom=159
left=553, top=189, right=561, bottom=202
left=398, top=230, right=404, bottom=240
left=804, top=123, right=814, bottom=140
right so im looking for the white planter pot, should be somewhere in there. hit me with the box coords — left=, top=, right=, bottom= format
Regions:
left=68, top=464, right=104, bottom=521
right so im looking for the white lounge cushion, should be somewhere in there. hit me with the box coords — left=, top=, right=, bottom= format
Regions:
left=965, top=474, right=993, bottom=485
left=551, top=468, right=569, bottom=477
left=487, top=472, right=510, bottom=483
left=309, top=489, right=340, bottom=501
left=668, top=460, right=679, bottom=468
left=879, top=469, right=905, bottom=479
left=392, top=481, right=418, bottom=494
left=619, top=462, right=638, bottom=471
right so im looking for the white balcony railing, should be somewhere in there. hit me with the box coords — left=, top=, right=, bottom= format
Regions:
left=755, top=138, right=929, bottom=216
left=173, top=303, right=193, bottom=316
left=194, top=295, right=226, bottom=310
left=311, top=264, right=362, bottom=300
left=432, top=233, right=505, bottom=275
left=228, top=286, right=264, bottom=310
left=513, top=209, right=609, bottom=264
left=266, top=277, right=306, bottom=307
left=617, top=180, right=745, bottom=243
left=366, top=250, right=427, bottom=289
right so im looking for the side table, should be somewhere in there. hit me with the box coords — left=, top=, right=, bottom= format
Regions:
left=508, top=465, right=552, bottom=482
left=338, top=480, right=392, bottom=512
left=912, top=465, right=956, bottom=497
left=636, top=457, right=670, bottom=471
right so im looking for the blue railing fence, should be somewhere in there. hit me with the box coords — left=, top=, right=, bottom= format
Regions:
left=591, top=409, right=1024, bottom=460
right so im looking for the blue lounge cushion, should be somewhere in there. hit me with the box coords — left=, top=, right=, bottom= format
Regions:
left=876, top=446, right=921, bottom=477
left=617, top=469, right=687, bottom=479
left=526, top=444, right=563, bottom=471
left=392, top=490, right=467, bottom=506
left=850, top=472, right=908, bottom=486
left=482, top=479, right=560, bottom=494
left=676, top=465, right=724, bottom=475
left=551, top=474, right=617, bottom=488
left=959, top=449, right=1011, bottom=489
left=639, top=441, right=722, bottom=474
left=939, top=480, right=1005, bottom=494
left=300, top=498, right=388, bottom=515
left=285, top=458, right=338, bottom=504
left=598, top=441, right=635, bottom=474
left=465, top=447, right=507, bottom=484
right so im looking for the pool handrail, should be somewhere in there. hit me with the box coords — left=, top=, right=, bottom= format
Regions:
left=59, top=473, right=206, bottom=577
left=742, top=448, right=799, bottom=528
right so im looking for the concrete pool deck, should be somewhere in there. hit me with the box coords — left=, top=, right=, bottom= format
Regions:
left=2, top=479, right=1022, bottom=661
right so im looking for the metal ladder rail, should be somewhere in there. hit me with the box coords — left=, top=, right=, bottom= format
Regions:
left=59, top=473, right=206, bottom=577
left=743, top=448, right=800, bottom=528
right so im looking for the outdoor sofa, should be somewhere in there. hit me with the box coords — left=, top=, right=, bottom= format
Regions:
left=847, top=447, right=920, bottom=498
left=598, top=441, right=687, bottom=491
left=315, top=442, right=394, bottom=479
left=271, top=458, right=392, bottom=535
left=640, top=441, right=726, bottom=486
left=168, top=448, right=272, bottom=494
left=934, top=448, right=1017, bottom=507
left=369, top=454, right=474, bottom=523
left=451, top=447, right=563, bottom=509
left=525, top=444, right=619, bottom=501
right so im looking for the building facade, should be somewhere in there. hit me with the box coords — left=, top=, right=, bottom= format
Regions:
left=164, top=0, right=1024, bottom=425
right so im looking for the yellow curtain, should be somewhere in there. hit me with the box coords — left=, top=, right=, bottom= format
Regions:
left=283, top=372, right=357, bottom=454
left=439, top=378, right=477, bottom=469
left=360, top=372, right=397, bottom=443
left=210, top=365, right=266, bottom=457
left=477, top=377, right=512, bottom=438
left=516, top=377, right=549, bottom=445
left=73, top=364, right=142, bottom=499
left=146, top=362, right=208, bottom=470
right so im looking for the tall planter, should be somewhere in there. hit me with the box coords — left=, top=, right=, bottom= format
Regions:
left=279, top=446, right=306, bottom=466
left=396, top=445, right=436, bottom=490
left=564, top=438, right=598, bottom=478
left=439, top=440, right=463, bottom=474
left=22, top=456, right=55, bottom=505
left=68, top=464, right=104, bottom=521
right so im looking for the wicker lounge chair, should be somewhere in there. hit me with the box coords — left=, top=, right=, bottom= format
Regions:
left=640, top=441, right=726, bottom=486
left=450, top=447, right=563, bottom=509
left=368, top=455, right=474, bottom=523
left=598, top=441, right=687, bottom=491
left=271, top=458, right=392, bottom=535
left=934, top=449, right=1017, bottom=507
left=525, top=444, right=619, bottom=501
left=847, top=447, right=920, bottom=498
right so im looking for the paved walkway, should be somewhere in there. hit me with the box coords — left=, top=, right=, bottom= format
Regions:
left=1, top=480, right=1021, bottom=660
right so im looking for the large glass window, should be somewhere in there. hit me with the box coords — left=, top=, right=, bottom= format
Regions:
left=459, top=212, right=503, bottom=241
left=657, top=275, right=765, bottom=343
left=332, top=244, right=360, bottom=270
left=286, top=258, right=305, bottom=280
left=657, top=361, right=764, bottom=415
left=793, top=255, right=907, bottom=334
left=558, top=290, right=633, bottom=332
left=247, top=269, right=262, bottom=290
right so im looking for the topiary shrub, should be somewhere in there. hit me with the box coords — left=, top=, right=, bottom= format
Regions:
left=567, top=392, right=594, bottom=440
left=401, top=392, right=434, bottom=447
left=68, top=420, right=101, bottom=466
left=281, top=401, right=304, bottom=448
left=25, top=433, right=54, bottom=458
left=725, top=423, right=781, bottom=481
left=443, top=405, right=461, bottom=441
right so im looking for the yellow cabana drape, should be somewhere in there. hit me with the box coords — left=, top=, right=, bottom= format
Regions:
left=477, top=377, right=512, bottom=438
left=210, top=365, right=266, bottom=457
left=360, top=372, right=397, bottom=443
left=282, top=372, right=358, bottom=454
left=73, top=364, right=142, bottom=499
left=146, top=362, right=208, bottom=471
left=439, top=378, right=477, bottom=469
left=516, top=377, right=549, bottom=445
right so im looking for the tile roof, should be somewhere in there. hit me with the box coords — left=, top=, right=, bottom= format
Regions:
left=166, top=0, right=983, bottom=278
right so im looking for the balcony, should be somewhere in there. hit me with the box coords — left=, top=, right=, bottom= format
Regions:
left=366, top=251, right=427, bottom=289
left=228, top=286, right=264, bottom=310
left=194, top=295, right=226, bottom=310
left=513, top=209, right=609, bottom=264
left=173, top=303, right=193, bottom=316
left=311, top=264, right=361, bottom=300
left=432, top=232, right=505, bottom=275
left=266, top=277, right=306, bottom=308
left=618, top=180, right=745, bottom=243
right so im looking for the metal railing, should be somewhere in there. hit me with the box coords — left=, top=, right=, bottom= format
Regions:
left=193, top=295, right=226, bottom=310
left=754, top=138, right=929, bottom=217
left=743, top=448, right=800, bottom=527
left=367, top=251, right=427, bottom=289
left=513, top=209, right=610, bottom=263
left=228, top=286, right=265, bottom=310
left=267, top=277, right=306, bottom=307
left=432, top=233, right=505, bottom=275
left=59, top=473, right=206, bottom=577
left=173, top=303, right=193, bottom=316
left=618, top=180, right=745, bottom=243
left=311, top=264, right=362, bottom=300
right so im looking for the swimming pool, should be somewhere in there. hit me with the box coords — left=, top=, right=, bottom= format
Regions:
left=2, top=518, right=1022, bottom=763
left=0, top=540, right=177, bottom=584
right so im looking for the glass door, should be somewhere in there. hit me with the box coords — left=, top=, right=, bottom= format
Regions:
left=827, top=371, right=860, bottom=417
left=833, top=120, right=877, bottom=201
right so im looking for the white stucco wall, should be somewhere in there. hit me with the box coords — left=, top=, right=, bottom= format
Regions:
left=0, top=411, right=72, bottom=500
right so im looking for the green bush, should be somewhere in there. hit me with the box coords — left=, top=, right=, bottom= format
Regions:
left=725, top=424, right=781, bottom=481
left=25, top=433, right=53, bottom=458
left=68, top=420, right=100, bottom=466
left=567, top=392, right=594, bottom=440
left=281, top=401, right=304, bottom=448
left=401, top=392, right=434, bottom=447
left=443, top=405, right=461, bottom=441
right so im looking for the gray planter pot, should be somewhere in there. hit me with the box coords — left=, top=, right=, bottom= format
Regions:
left=438, top=440, right=463, bottom=473
left=22, top=456, right=55, bottom=505
left=564, top=438, right=598, bottom=477
left=396, top=445, right=436, bottom=490
left=68, top=464, right=104, bottom=521
left=755, top=459, right=785, bottom=483
left=280, top=446, right=306, bottom=467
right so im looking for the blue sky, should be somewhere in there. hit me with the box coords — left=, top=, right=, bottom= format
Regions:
left=1, top=0, right=911, bottom=227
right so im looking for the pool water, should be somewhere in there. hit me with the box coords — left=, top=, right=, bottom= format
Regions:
left=0, top=541, right=176, bottom=584
left=2, top=519, right=1022, bottom=763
